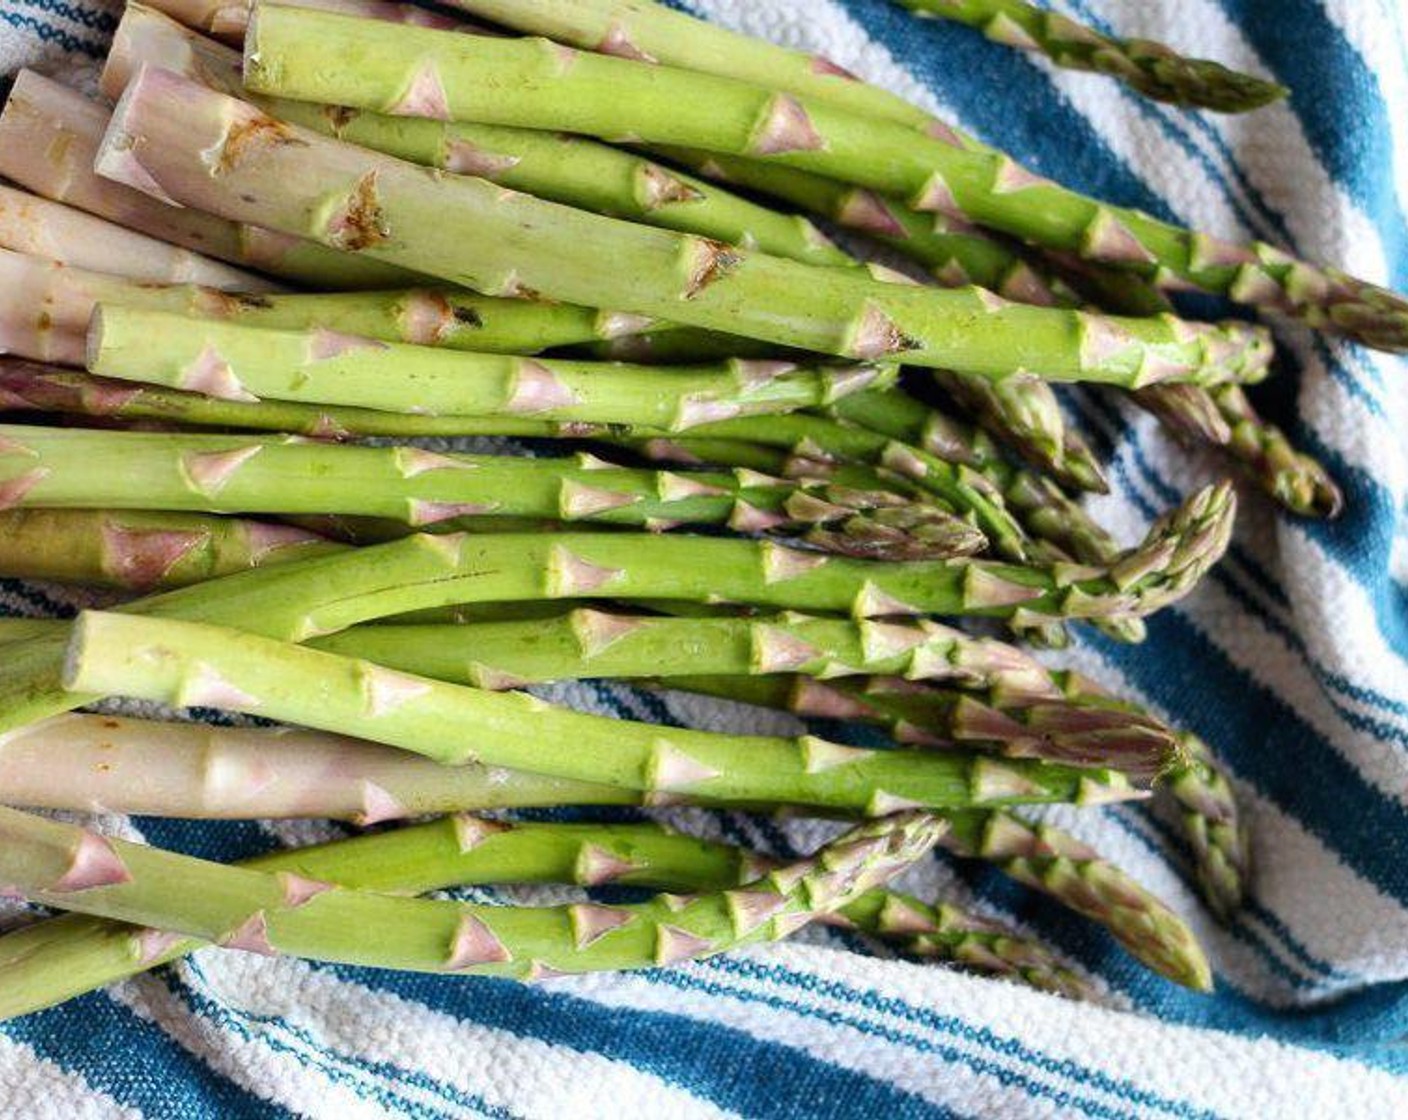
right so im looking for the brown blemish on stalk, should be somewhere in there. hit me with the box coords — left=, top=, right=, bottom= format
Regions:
left=218, top=115, right=306, bottom=173
left=327, top=172, right=390, bottom=252
left=683, top=239, right=742, bottom=298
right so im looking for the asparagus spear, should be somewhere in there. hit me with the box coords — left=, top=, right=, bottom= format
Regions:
left=108, top=3, right=1103, bottom=492
left=423, top=0, right=1403, bottom=350
left=0, top=250, right=686, bottom=364
left=0, top=184, right=274, bottom=293
left=0, top=70, right=416, bottom=290
left=942, top=810, right=1211, bottom=990
left=144, top=0, right=466, bottom=43
left=0, top=711, right=1172, bottom=989
left=0, top=359, right=647, bottom=442
left=87, top=304, right=893, bottom=429
left=1137, top=380, right=1345, bottom=519
left=63, top=609, right=1142, bottom=814
left=105, top=3, right=852, bottom=271
left=647, top=145, right=1104, bottom=491
left=0, top=806, right=1088, bottom=1019
left=0, top=483, right=1231, bottom=739
left=308, top=611, right=1060, bottom=695
left=893, top=0, right=1285, bottom=113
left=668, top=675, right=1175, bottom=783
left=100, top=67, right=1272, bottom=385
left=0, top=425, right=981, bottom=558
left=0, top=803, right=944, bottom=980
left=1060, top=253, right=1343, bottom=519
left=1049, top=671, right=1248, bottom=919
left=0, top=509, right=339, bottom=591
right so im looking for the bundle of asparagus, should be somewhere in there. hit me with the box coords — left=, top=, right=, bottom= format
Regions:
left=3, top=0, right=1385, bottom=1015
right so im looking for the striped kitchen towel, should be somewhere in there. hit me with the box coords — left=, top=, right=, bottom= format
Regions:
left=2, top=0, right=1408, bottom=1116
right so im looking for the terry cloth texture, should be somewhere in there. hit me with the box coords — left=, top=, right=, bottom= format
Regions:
left=2, top=1, right=1407, bottom=1117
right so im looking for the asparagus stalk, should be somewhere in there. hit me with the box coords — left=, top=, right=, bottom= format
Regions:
left=110, top=0, right=1101, bottom=497
left=0, top=509, right=339, bottom=591
left=648, top=145, right=1104, bottom=492
left=0, top=185, right=274, bottom=293
left=0, top=712, right=636, bottom=819
left=942, top=810, right=1211, bottom=990
left=0, top=806, right=1088, bottom=1019
left=1137, top=381, right=1345, bottom=519
left=0, top=800, right=1086, bottom=1019
left=0, top=70, right=416, bottom=290
left=0, top=803, right=944, bottom=980
left=0, top=425, right=982, bottom=558
left=63, top=609, right=1143, bottom=814
left=0, top=359, right=647, bottom=442
left=893, top=0, right=1285, bottom=113
left=0, top=485, right=1230, bottom=739
left=104, top=3, right=852, bottom=271
left=87, top=304, right=893, bottom=429
left=101, top=67, right=1272, bottom=385
left=0, top=250, right=687, bottom=364
left=144, top=0, right=466, bottom=43
left=668, top=675, right=1175, bottom=783
left=307, top=610, right=1061, bottom=696
left=424, top=0, right=1403, bottom=349
left=1049, top=671, right=1248, bottom=919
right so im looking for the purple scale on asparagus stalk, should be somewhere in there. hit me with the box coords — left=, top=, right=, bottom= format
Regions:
left=853, top=581, right=924, bottom=618
left=570, top=609, right=648, bottom=657
left=50, top=831, right=132, bottom=892
left=466, top=663, right=532, bottom=690
left=876, top=895, right=940, bottom=935
left=390, top=63, right=452, bottom=120
left=866, top=790, right=926, bottom=815
left=176, top=663, right=260, bottom=711
left=725, top=888, right=791, bottom=936
left=177, top=344, right=256, bottom=402
left=135, top=928, right=185, bottom=965
left=222, top=910, right=277, bottom=956
left=654, top=924, right=716, bottom=966
left=799, top=737, right=874, bottom=774
left=912, top=170, right=965, bottom=218
left=570, top=903, right=635, bottom=949
left=359, top=664, right=433, bottom=717
left=992, top=158, right=1053, bottom=194
left=575, top=843, right=644, bottom=886
left=598, top=21, right=657, bottom=63
left=750, top=625, right=824, bottom=673
left=308, top=328, right=390, bottom=360
left=728, top=502, right=789, bottom=533
left=504, top=360, right=581, bottom=414
left=559, top=480, right=641, bottom=518
left=548, top=546, right=623, bottom=595
left=357, top=780, right=409, bottom=825
left=1083, top=211, right=1159, bottom=267
left=749, top=94, right=826, bottom=155
left=447, top=913, right=513, bottom=969
left=451, top=815, right=509, bottom=852
left=442, top=140, right=521, bottom=178
left=181, top=446, right=262, bottom=497
left=761, top=542, right=829, bottom=583
left=648, top=741, right=722, bottom=792
left=279, top=873, right=333, bottom=907
left=407, top=500, right=500, bottom=526
left=101, top=522, right=207, bottom=590
left=836, top=188, right=907, bottom=238
left=0, top=468, right=49, bottom=510
left=393, top=448, right=476, bottom=478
